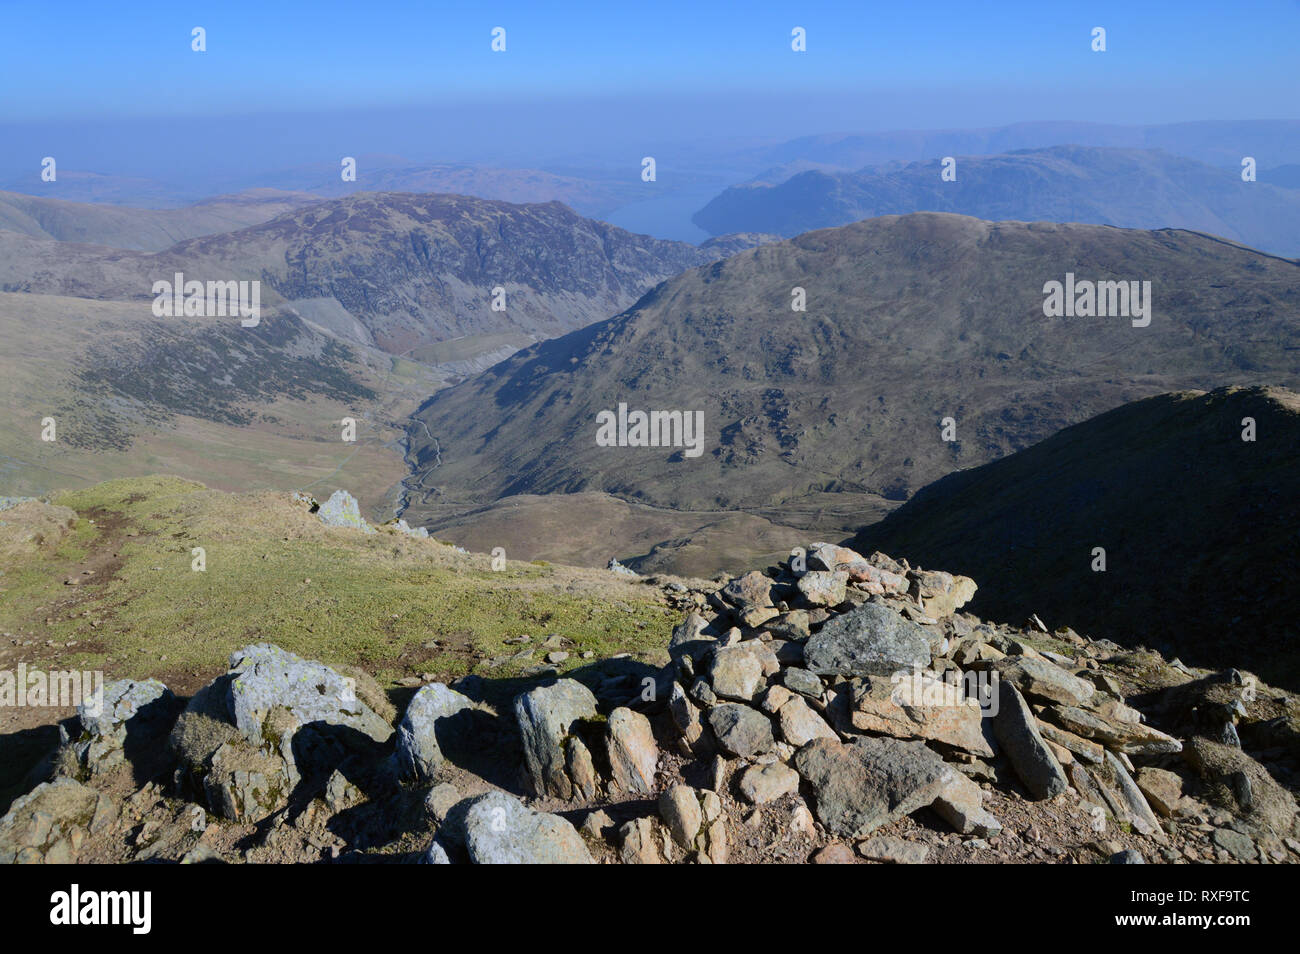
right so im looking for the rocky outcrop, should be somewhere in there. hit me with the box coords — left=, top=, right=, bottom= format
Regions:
left=170, top=644, right=393, bottom=822
left=61, top=678, right=176, bottom=777
left=318, top=490, right=376, bottom=533
left=650, top=540, right=1295, bottom=863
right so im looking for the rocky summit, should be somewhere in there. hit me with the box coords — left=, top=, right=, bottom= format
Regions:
left=3, top=497, right=1296, bottom=865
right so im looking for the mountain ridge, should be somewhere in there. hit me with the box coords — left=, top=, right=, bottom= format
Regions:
left=694, top=146, right=1300, bottom=256
left=403, top=212, right=1300, bottom=559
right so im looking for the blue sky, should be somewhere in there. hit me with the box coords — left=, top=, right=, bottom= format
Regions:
left=2, top=0, right=1298, bottom=121
left=2, top=0, right=1298, bottom=212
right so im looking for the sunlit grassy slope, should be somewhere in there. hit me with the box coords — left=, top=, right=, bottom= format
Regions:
left=0, top=476, right=682, bottom=694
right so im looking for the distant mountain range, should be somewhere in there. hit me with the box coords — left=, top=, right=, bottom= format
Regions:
left=851, top=386, right=1300, bottom=688
left=0, top=188, right=322, bottom=251
left=403, top=212, right=1300, bottom=573
left=0, top=191, right=759, bottom=507
left=243, top=159, right=648, bottom=219
left=0, top=191, right=725, bottom=356
left=694, top=146, right=1300, bottom=256
left=0, top=159, right=652, bottom=219
left=755, top=120, right=1300, bottom=172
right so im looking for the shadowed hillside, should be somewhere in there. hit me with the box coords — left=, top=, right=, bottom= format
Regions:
left=851, top=386, right=1300, bottom=688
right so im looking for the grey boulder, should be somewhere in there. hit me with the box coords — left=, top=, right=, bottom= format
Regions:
left=461, top=791, right=593, bottom=864
left=395, top=683, right=476, bottom=782
left=804, top=602, right=932, bottom=677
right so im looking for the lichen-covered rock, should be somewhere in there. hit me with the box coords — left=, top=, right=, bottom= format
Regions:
left=169, top=677, right=289, bottom=823
left=170, top=645, right=391, bottom=822
left=706, top=703, right=776, bottom=758
left=204, top=738, right=292, bottom=823
left=797, top=571, right=848, bottom=607
left=993, top=682, right=1068, bottom=799
left=709, top=644, right=765, bottom=701
left=850, top=672, right=994, bottom=757
left=317, top=489, right=375, bottom=533
left=66, top=678, right=175, bottom=776
left=794, top=736, right=956, bottom=839
left=228, top=644, right=393, bottom=749
left=605, top=707, right=658, bottom=796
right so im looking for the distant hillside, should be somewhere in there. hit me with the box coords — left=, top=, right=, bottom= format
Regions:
left=0, top=187, right=323, bottom=250
left=0, top=191, right=715, bottom=356
left=0, top=289, right=437, bottom=516
left=403, top=213, right=1300, bottom=575
left=850, top=387, right=1300, bottom=689
left=0, top=171, right=198, bottom=207
left=246, top=159, right=647, bottom=218
left=694, top=146, right=1300, bottom=256
left=756, top=120, right=1300, bottom=171
left=0, top=189, right=322, bottom=251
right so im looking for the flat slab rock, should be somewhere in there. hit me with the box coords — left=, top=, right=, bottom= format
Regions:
left=992, top=656, right=1095, bottom=707
left=794, top=735, right=957, bottom=838
left=804, top=602, right=932, bottom=677
left=851, top=672, right=994, bottom=757
left=858, top=836, right=930, bottom=864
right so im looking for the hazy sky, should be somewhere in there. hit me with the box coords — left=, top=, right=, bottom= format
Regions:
left=2, top=1, right=1298, bottom=196
left=4, top=1, right=1298, bottom=121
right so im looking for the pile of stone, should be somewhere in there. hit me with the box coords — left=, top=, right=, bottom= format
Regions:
left=4, top=539, right=1296, bottom=865
left=660, top=542, right=1195, bottom=845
